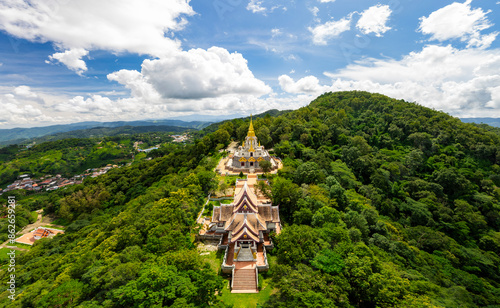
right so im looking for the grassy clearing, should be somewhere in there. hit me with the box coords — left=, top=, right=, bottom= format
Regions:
left=200, top=249, right=278, bottom=307
left=218, top=275, right=275, bottom=308
left=43, top=225, right=65, bottom=231
left=51, top=218, right=71, bottom=226
left=133, top=152, right=147, bottom=164
left=209, top=200, right=220, bottom=207
left=0, top=248, right=20, bottom=263
left=30, top=211, right=38, bottom=222
left=201, top=251, right=223, bottom=273
left=10, top=242, right=32, bottom=250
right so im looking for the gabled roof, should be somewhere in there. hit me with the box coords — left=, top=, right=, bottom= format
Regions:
left=220, top=205, right=233, bottom=221
left=33, top=228, right=53, bottom=238
left=226, top=212, right=266, bottom=233
left=233, top=182, right=259, bottom=213
left=258, top=205, right=272, bottom=221
left=233, top=196, right=258, bottom=213
left=271, top=206, right=280, bottom=223
left=212, top=206, right=221, bottom=223
left=232, top=213, right=260, bottom=235
left=231, top=227, right=260, bottom=243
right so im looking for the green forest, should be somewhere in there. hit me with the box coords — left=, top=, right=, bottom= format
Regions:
left=0, top=131, right=184, bottom=188
left=1, top=91, right=500, bottom=307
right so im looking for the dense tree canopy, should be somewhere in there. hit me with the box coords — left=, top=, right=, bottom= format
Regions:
left=2, top=91, right=500, bottom=307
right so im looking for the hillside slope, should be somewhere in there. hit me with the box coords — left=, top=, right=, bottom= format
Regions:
left=1, top=91, right=500, bottom=307
left=212, top=91, right=500, bottom=307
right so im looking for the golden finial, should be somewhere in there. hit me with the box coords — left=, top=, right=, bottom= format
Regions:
left=247, top=114, right=256, bottom=138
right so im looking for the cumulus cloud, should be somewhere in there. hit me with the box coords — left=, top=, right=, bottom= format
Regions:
left=321, top=45, right=500, bottom=117
left=0, top=0, right=194, bottom=71
left=13, top=86, right=39, bottom=99
left=0, top=93, right=45, bottom=125
left=356, top=4, right=392, bottom=37
left=109, top=47, right=271, bottom=101
left=107, top=70, right=162, bottom=104
left=309, top=17, right=351, bottom=45
left=279, top=75, right=328, bottom=94
left=419, top=0, right=498, bottom=48
left=279, top=45, right=500, bottom=117
left=47, top=48, right=89, bottom=75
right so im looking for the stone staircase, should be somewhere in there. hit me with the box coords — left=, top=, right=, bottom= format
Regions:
left=232, top=267, right=258, bottom=293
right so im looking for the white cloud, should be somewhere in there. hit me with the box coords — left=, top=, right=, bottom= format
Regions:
left=13, top=86, right=39, bottom=100
left=0, top=0, right=194, bottom=71
left=419, top=0, right=498, bottom=48
left=109, top=47, right=271, bottom=101
left=319, top=0, right=335, bottom=2
left=107, top=70, right=162, bottom=104
left=309, top=17, right=351, bottom=45
left=310, top=7, right=320, bottom=17
left=279, top=75, right=329, bottom=94
left=356, top=4, right=392, bottom=37
left=246, top=0, right=285, bottom=15
left=47, top=48, right=89, bottom=75
left=320, top=45, right=500, bottom=117
left=247, top=0, right=266, bottom=14
left=0, top=93, right=45, bottom=125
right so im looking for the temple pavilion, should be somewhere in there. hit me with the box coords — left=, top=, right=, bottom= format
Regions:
left=201, top=174, right=281, bottom=293
left=225, top=117, right=279, bottom=173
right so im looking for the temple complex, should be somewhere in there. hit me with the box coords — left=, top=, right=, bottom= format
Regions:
left=225, top=117, right=280, bottom=174
left=199, top=174, right=281, bottom=293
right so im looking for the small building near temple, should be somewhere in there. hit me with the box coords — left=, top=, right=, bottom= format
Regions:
left=226, top=117, right=280, bottom=173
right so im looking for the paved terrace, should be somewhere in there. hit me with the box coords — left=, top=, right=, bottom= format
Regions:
left=15, top=227, right=64, bottom=245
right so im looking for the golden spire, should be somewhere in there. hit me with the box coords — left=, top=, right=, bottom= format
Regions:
left=247, top=114, right=256, bottom=138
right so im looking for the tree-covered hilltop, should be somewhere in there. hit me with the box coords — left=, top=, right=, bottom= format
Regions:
left=205, top=91, right=500, bottom=307
left=1, top=91, right=500, bottom=307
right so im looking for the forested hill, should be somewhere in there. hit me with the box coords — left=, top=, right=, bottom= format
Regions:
left=203, top=91, right=500, bottom=307
left=0, top=119, right=208, bottom=146
left=6, top=125, right=194, bottom=146
left=2, top=91, right=500, bottom=307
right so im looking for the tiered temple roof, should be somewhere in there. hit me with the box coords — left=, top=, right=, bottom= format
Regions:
left=212, top=180, right=279, bottom=237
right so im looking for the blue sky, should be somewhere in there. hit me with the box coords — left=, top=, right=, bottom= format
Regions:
left=0, top=0, right=500, bottom=128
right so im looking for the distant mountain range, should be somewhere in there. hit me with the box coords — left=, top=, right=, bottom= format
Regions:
left=0, top=112, right=271, bottom=146
left=0, top=119, right=210, bottom=146
left=460, top=118, right=500, bottom=127
left=4, top=114, right=496, bottom=147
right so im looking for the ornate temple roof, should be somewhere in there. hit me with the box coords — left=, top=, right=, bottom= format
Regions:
left=233, top=182, right=259, bottom=213
left=231, top=226, right=260, bottom=243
